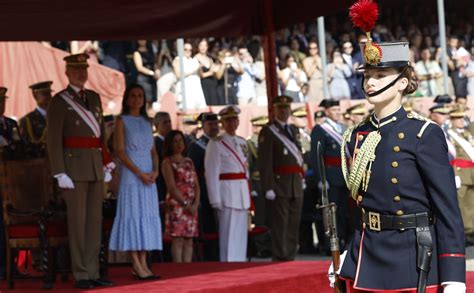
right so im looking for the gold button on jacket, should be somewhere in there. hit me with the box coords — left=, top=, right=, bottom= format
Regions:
left=398, top=133, right=405, bottom=139
left=396, top=210, right=404, bottom=216
left=392, top=161, right=399, bottom=168
left=391, top=178, right=398, bottom=184
left=393, top=146, right=400, bottom=152
left=393, top=195, right=401, bottom=202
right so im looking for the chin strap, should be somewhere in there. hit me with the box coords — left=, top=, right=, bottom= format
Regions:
left=362, top=66, right=408, bottom=97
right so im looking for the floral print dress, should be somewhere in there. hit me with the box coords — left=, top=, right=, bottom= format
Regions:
left=165, top=157, right=199, bottom=238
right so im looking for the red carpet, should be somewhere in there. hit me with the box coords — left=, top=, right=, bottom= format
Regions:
left=1, top=261, right=474, bottom=292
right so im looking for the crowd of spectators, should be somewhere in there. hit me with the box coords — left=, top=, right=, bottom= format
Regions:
left=42, top=2, right=473, bottom=110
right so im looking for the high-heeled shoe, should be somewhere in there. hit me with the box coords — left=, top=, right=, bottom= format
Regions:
left=132, top=269, right=158, bottom=280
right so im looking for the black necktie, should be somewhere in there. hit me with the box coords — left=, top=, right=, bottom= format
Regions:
left=79, top=89, right=89, bottom=109
left=285, top=124, right=294, bottom=142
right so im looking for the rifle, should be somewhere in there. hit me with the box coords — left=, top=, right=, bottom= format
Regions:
left=316, top=141, right=345, bottom=293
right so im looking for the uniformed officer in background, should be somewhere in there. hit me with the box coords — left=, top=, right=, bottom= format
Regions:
left=310, top=99, right=350, bottom=250
left=188, top=112, right=220, bottom=260
left=204, top=105, right=251, bottom=262
left=19, top=81, right=53, bottom=158
left=448, top=105, right=474, bottom=246
left=258, top=95, right=304, bottom=261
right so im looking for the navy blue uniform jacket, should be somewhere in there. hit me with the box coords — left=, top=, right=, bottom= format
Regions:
left=340, top=107, right=466, bottom=290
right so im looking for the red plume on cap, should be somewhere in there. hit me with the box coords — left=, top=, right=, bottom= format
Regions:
left=349, top=0, right=379, bottom=33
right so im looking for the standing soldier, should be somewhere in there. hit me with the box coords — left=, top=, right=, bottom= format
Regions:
left=188, top=112, right=220, bottom=261
left=19, top=81, right=53, bottom=158
left=258, top=96, right=304, bottom=261
left=47, top=54, right=114, bottom=289
left=448, top=105, right=474, bottom=246
left=291, top=107, right=318, bottom=254
left=204, top=105, right=251, bottom=262
left=331, top=1, right=465, bottom=291
left=247, top=115, right=268, bottom=226
left=310, top=99, right=349, bottom=250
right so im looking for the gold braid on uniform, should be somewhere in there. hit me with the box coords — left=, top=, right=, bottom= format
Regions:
left=341, top=116, right=382, bottom=200
left=25, top=116, right=47, bottom=144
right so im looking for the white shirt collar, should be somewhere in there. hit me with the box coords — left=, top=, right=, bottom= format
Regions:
left=69, top=84, right=84, bottom=94
left=275, top=119, right=288, bottom=127
left=36, top=106, right=47, bottom=117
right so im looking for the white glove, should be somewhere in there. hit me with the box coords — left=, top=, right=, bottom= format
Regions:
left=455, top=176, right=461, bottom=190
left=265, top=190, right=276, bottom=201
left=328, top=250, right=347, bottom=288
left=443, top=282, right=466, bottom=293
left=55, top=173, right=75, bottom=189
left=318, top=180, right=330, bottom=191
left=104, top=171, right=112, bottom=183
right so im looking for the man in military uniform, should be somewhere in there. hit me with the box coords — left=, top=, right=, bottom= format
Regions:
left=429, top=103, right=456, bottom=160
left=310, top=99, right=349, bottom=250
left=19, top=81, right=53, bottom=158
left=258, top=96, right=304, bottom=261
left=188, top=112, right=220, bottom=261
left=346, top=103, right=368, bottom=126
left=448, top=106, right=474, bottom=246
left=247, top=115, right=268, bottom=226
left=153, top=111, right=172, bottom=204
left=47, top=54, right=114, bottom=289
left=205, top=105, right=251, bottom=262
left=290, top=107, right=317, bottom=254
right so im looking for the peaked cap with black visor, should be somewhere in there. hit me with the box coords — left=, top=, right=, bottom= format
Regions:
left=350, top=0, right=410, bottom=98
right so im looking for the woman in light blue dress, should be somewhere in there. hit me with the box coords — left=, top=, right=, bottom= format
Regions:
left=109, top=83, right=162, bottom=280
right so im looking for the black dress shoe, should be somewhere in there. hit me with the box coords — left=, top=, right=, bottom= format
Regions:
left=74, top=280, right=94, bottom=289
left=90, top=278, right=114, bottom=287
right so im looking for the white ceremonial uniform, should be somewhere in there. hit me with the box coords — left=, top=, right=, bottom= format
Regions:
left=205, top=132, right=250, bottom=262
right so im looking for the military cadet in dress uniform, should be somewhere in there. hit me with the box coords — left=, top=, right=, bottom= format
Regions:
left=204, top=105, right=251, bottom=262
left=188, top=112, right=220, bottom=261
left=19, top=81, right=53, bottom=158
left=448, top=105, right=474, bottom=246
left=258, top=96, right=304, bottom=261
left=331, top=2, right=466, bottom=291
left=47, top=54, right=114, bottom=289
left=310, top=99, right=350, bottom=249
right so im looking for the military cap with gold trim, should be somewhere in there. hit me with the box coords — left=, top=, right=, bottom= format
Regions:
left=429, top=103, right=450, bottom=114
left=29, top=81, right=53, bottom=94
left=449, top=105, right=466, bottom=118
left=272, top=95, right=293, bottom=107
left=0, top=86, right=8, bottom=100
left=250, top=115, right=269, bottom=126
left=218, top=105, right=241, bottom=120
left=63, top=53, right=90, bottom=67
left=291, top=106, right=307, bottom=118
left=346, top=103, right=367, bottom=115
left=181, top=113, right=199, bottom=125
